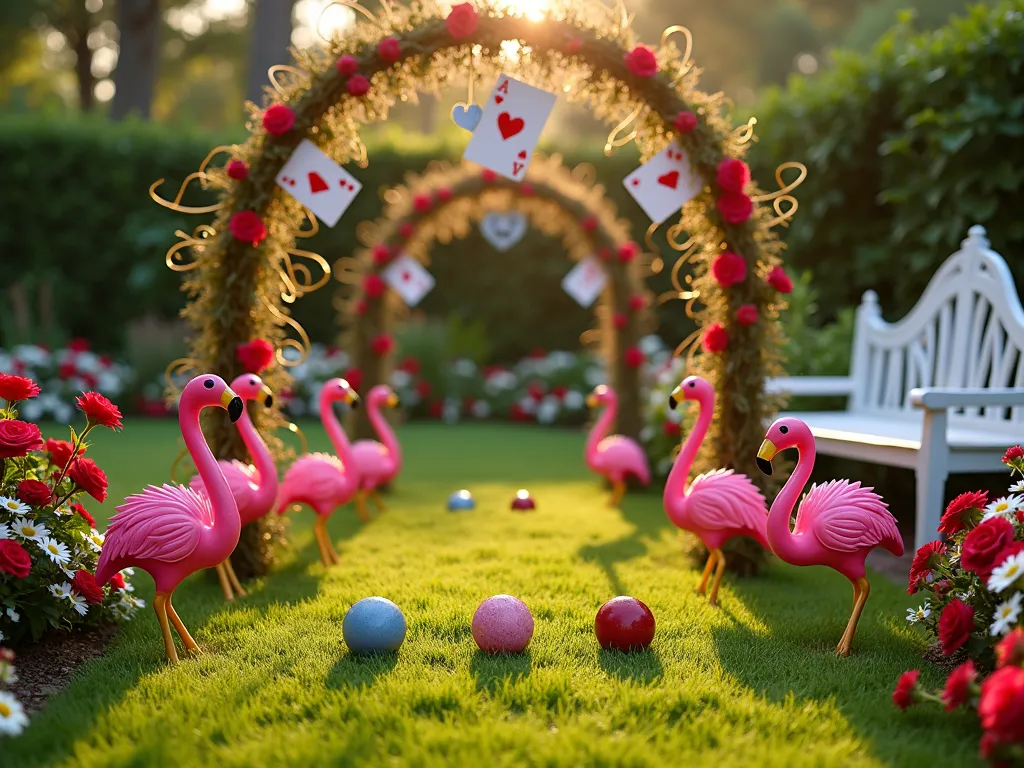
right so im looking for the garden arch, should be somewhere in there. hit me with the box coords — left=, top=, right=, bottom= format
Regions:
left=336, top=153, right=653, bottom=440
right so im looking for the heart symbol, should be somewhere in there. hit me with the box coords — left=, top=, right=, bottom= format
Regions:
left=480, top=211, right=529, bottom=252
left=451, top=103, right=483, bottom=132
left=517, top=150, right=527, bottom=160
left=308, top=171, right=329, bottom=194
left=658, top=171, right=680, bottom=190
left=497, top=112, right=524, bottom=140
left=495, top=95, right=504, bottom=104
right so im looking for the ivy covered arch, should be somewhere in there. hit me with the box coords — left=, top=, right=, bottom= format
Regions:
left=335, top=153, right=653, bottom=440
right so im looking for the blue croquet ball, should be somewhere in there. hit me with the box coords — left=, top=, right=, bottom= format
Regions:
left=447, top=489, right=476, bottom=511
left=342, top=597, right=407, bottom=654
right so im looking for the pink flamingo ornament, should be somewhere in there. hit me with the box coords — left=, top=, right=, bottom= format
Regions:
left=585, top=385, right=651, bottom=507
left=95, top=375, right=244, bottom=662
left=350, top=385, right=401, bottom=521
left=756, top=417, right=904, bottom=656
left=189, top=374, right=276, bottom=602
left=665, top=376, right=769, bottom=605
left=276, top=378, right=360, bottom=567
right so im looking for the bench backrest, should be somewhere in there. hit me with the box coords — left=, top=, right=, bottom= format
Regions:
left=848, top=226, right=1024, bottom=422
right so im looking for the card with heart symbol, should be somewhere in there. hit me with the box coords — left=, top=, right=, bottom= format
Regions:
left=382, top=253, right=435, bottom=307
left=623, top=144, right=703, bottom=224
left=462, top=75, right=556, bottom=181
left=561, top=256, right=608, bottom=308
left=480, top=211, right=529, bottom=251
left=275, top=139, right=363, bottom=227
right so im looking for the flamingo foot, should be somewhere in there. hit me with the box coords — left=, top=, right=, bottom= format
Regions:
left=370, top=489, right=386, bottom=512
left=166, top=595, right=201, bottom=655
left=313, top=517, right=333, bottom=568
left=224, top=559, right=247, bottom=599
left=708, top=548, right=727, bottom=607
left=154, top=592, right=178, bottom=663
left=214, top=563, right=234, bottom=602
left=608, top=480, right=626, bottom=507
left=355, top=491, right=371, bottom=523
left=696, top=550, right=716, bottom=596
left=836, top=577, right=870, bottom=657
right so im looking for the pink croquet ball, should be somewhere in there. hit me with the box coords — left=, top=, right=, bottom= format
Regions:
left=472, top=594, right=534, bottom=653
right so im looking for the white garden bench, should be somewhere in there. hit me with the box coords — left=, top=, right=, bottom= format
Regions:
left=768, top=226, right=1024, bottom=550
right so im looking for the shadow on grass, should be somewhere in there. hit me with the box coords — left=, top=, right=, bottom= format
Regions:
left=326, top=650, right=399, bottom=690
left=470, top=649, right=533, bottom=693
left=598, top=647, right=664, bottom=685
left=577, top=496, right=673, bottom=595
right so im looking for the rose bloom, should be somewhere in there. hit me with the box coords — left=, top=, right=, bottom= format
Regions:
left=336, top=54, right=359, bottom=76
left=624, top=45, right=658, bottom=77
left=996, top=628, right=1024, bottom=668
left=229, top=211, right=268, bottom=244
left=613, top=312, right=629, bottom=329
left=736, top=304, right=758, bottom=326
left=711, top=251, right=747, bottom=287
left=372, top=244, right=393, bottom=265
left=0, top=419, right=43, bottom=458
left=1003, top=445, right=1024, bottom=464
left=17, top=479, right=52, bottom=507
left=618, top=242, right=639, bottom=263
left=938, top=490, right=988, bottom=535
left=70, top=502, right=95, bottom=528
left=717, top=158, right=751, bottom=194
left=413, top=194, right=432, bottom=213
left=236, top=339, right=274, bottom=374
left=0, top=373, right=40, bottom=402
left=262, top=103, right=296, bottom=135
left=624, top=347, right=645, bottom=368
left=364, top=274, right=386, bottom=299
left=72, top=570, right=104, bottom=604
left=717, top=191, right=753, bottom=224
left=76, top=391, right=123, bottom=430
left=0, top=539, right=31, bottom=579
left=938, top=598, right=975, bottom=655
left=702, top=323, right=728, bottom=353
left=892, top=669, right=920, bottom=710
left=370, top=334, right=394, bottom=357
left=377, top=36, right=401, bottom=62
left=979, top=665, right=1024, bottom=743
left=46, top=438, right=83, bottom=468
left=110, top=573, right=126, bottom=591
left=70, top=457, right=109, bottom=503
left=766, top=266, right=794, bottom=294
left=344, top=369, right=363, bottom=392
left=674, top=111, right=697, bottom=134
left=347, top=74, right=370, bottom=97
left=445, top=3, right=478, bottom=39
left=226, top=159, right=248, bottom=181
left=628, top=294, right=647, bottom=312
left=907, top=540, right=945, bottom=595
left=941, top=660, right=977, bottom=711
left=961, top=517, right=1016, bottom=579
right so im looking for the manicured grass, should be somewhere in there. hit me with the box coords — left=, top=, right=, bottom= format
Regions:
left=7, top=421, right=979, bottom=767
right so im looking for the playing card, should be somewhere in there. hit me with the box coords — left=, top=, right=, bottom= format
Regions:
left=382, top=254, right=435, bottom=308
left=275, top=139, right=362, bottom=227
left=462, top=75, right=557, bottom=181
left=561, top=257, right=608, bottom=308
left=623, top=144, right=703, bottom=224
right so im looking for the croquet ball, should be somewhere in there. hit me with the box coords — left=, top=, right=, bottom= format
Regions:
left=472, top=594, right=534, bottom=653
left=343, top=596, right=407, bottom=654
left=447, top=489, right=476, bottom=511
left=510, top=489, right=535, bottom=511
left=595, top=596, right=655, bottom=651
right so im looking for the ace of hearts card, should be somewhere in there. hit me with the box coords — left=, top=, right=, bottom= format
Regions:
left=623, top=144, right=703, bottom=224
left=275, top=139, right=363, bottom=227
left=462, top=75, right=557, bottom=181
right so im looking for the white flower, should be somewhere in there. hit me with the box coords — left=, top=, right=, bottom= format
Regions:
left=11, top=517, right=48, bottom=542
left=991, top=592, right=1023, bottom=636
left=453, top=359, right=476, bottom=377
left=982, top=494, right=1024, bottom=522
left=442, top=398, right=460, bottom=425
left=518, top=396, right=537, bottom=415
left=48, top=582, right=72, bottom=601
left=989, top=551, right=1024, bottom=593
left=1011, top=481, right=1024, bottom=493
left=563, top=390, right=584, bottom=410
left=0, top=524, right=9, bottom=540
left=75, top=351, right=101, bottom=374
left=639, top=334, right=664, bottom=356
left=0, top=691, right=28, bottom=736
left=470, top=400, right=490, bottom=419
left=0, top=498, right=31, bottom=518
left=69, top=594, right=88, bottom=616
left=537, top=396, right=560, bottom=425
left=640, top=426, right=655, bottom=443
left=83, top=530, right=104, bottom=553
left=906, top=601, right=931, bottom=623
left=39, top=537, right=70, bottom=565
left=389, top=369, right=411, bottom=389
left=584, top=366, right=606, bottom=388
left=6, top=608, right=19, bottom=623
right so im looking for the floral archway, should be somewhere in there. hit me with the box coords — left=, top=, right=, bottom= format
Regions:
left=335, top=153, right=653, bottom=439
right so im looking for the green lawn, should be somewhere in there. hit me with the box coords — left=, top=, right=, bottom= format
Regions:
left=5, top=421, right=979, bottom=767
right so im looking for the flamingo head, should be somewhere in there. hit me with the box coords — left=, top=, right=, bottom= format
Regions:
left=368, top=384, right=399, bottom=409
left=586, top=385, right=614, bottom=409
left=668, top=375, right=712, bottom=410
left=756, top=417, right=812, bottom=476
left=182, top=374, right=243, bottom=422
left=323, top=377, right=360, bottom=409
left=230, top=374, right=274, bottom=408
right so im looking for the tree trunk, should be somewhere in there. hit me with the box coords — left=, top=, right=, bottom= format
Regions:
left=69, top=3, right=94, bottom=113
left=111, top=0, right=161, bottom=120
left=246, top=0, right=295, bottom=106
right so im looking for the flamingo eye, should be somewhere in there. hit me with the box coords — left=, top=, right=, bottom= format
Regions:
left=204, top=379, right=214, bottom=389
left=250, top=378, right=257, bottom=386
left=779, top=425, right=789, bottom=434
left=688, top=381, right=696, bottom=388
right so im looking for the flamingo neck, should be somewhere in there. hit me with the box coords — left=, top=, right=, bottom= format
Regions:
left=665, top=397, right=712, bottom=499
left=320, top=397, right=353, bottom=465
left=585, top=398, right=617, bottom=464
left=766, top=438, right=815, bottom=562
left=237, top=402, right=278, bottom=510
left=368, top=401, right=401, bottom=468
left=182, top=401, right=239, bottom=540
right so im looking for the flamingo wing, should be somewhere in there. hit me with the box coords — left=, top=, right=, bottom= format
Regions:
left=797, top=480, right=903, bottom=555
left=686, top=469, right=768, bottom=533
left=278, top=453, right=352, bottom=507
left=191, top=460, right=258, bottom=502
left=103, top=484, right=210, bottom=563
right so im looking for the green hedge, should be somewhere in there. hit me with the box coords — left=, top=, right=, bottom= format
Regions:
left=748, top=0, right=1024, bottom=322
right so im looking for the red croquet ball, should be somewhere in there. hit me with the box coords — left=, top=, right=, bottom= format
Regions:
left=595, top=596, right=655, bottom=651
left=510, top=489, right=536, bottom=511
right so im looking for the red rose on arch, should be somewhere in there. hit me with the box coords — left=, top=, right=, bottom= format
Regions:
left=336, top=54, right=359, bottom=76
left=413, top=194, right=433, bottom=213
left=938, top=490, right=988, bottom=535
left=445, top=3, right=479, bottom=39
left=236, top=339, right=275, bottom=374
left=581, top=215, right=598, bottom=232
left=907, top=540, right=945, bottom=595
left=711, top=251, right=747, bottom=288
left=942, top=661, right=976, bottom=712
left=766, top=265, right=793, bottom=294
left=597, top=247, right=612, bottom=262
left=72, top=569, right=104, bottom=604
left=17, top=479, right=52, bottom=507
left=628, top=294, right=647, bottom=312
left=398, top=221, right=415, bottom=240
left=71, top=502, right=95, bottom=529
left=354, top=299, right=368, bottom=315
left=612, top=312, right=629, bottom=329
left=372, top=244, right=393, bottom=265
left=962, top=517, right=1015, bottom=580
left=563, top=36, right=582, bottom=54
left=226, top=159, right=248, bottom=181
left=736, top=304, right=758, bottom=326
left=674, top=111, right=697, bottom=134
left=624, top=347, right=645, bottom=368
left=70, top=457, right=108, bottom=503
left=481, top=169, right=497, bottom=184
left=76, top=391, right=123, bottom=431
left=344, top=368, right=363, bottom=392
left=0, top=419, right=43, bottom=458
left=892, top=670, right=920, bottom=710
left=229, top=211, right=268, bottom=245
left=717, top=158, right=751, bottom=194
left=624, top=45, right=658, bottom=77
left=717, top=191, right=753, bottom=224
left=370, top=334, right=394, bottom=357
left=520, top=183, right=534, bottom=197
left=347, top=74, right=370, bottom=97
left=364, top=273, right=386, bottom=299
left=0, top=373, right=40, bottom=402
left=0, top=539, right=31, bottom=578
left=617, top=242, right=639, bottom=263
left=377, top=36, right=401, bottom=63
left=262, top=104, right=296, bottom=135
left=437, top=187, right=453, bottom=202
left=979, top=665, right=1024, bottom=743
left=702, top=323, right=728, bottom=353
left=938, top=598, right=975, bottom=655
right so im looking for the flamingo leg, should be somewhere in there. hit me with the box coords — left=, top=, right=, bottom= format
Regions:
left=153, top=592, right=178, bottom=663
left=312, top=517, right=332, bottom=567
left=355, top=490, right=371, bottom=523
left=696, top=550, right=717, bottom=596
left=166, top=594, right=201, bottom=655
left=214, top=563, right=235, bottom=602
left=608, top=480, right=626, bottom=507
left=708, top=548, right=727, bottom=607
left=370, top=489, right=386, bottom=512
left=224, top=558, right=247, bottom=598
left=836, top=577, right=871, bottom=657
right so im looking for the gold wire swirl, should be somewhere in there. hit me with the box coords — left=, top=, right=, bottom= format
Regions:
left=570, top=161, right=597, bottom=187
left=333, top=255, right=365, bottom=285
left=661, top=25, right=694, bottom=67
left=197, top=145, right=237, bottom=179
left=268, top=65, right=310, bottom=96
left=752, top=162, right=808, bottom=228
left=294, top=207, right=320, bottom=239
left=278, top=249, right=333, bottom=303
left=263, top=297, right=311, bottom=367
left=732, top=118, right=757, bottom=145
left=165, top=225, right=216, bottom=272
left=165, top=357, right=197, bottom=394
left=670, top=242, right=700, bottom=296
left=666, top=221, right=693, bottom=251
left=643, top=220, right=662, bottom=264
left=604, top=104, right=644, bottom=156
left=150, top=174, right=224, bottom=214
left=579, top=328, right=602, bottom=348
left=356, top=220, right=385, bottom=247
left=283, top=421, right=309, bottom=455
left=316, top=0, right=382, bottom=40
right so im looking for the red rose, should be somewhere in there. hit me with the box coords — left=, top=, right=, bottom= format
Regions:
left=717, top=158, right=751, bottom=194
left=347, top=74, right=370, bottom=97
left=71, top=502, right=95, bottom=528
left=68, top=338, right=89, bottom=352
left=624, top=347, right=645, bottom=368
left=58, top=362, right=75, bottom=380
left=597, top=247, right=612, bottom=262
left=364, top=274, right=386, bottom=299
left=354, top=299, right=368, bottom=315
left=399, top=357, right=420, bottom=375
left=76, top=391, right=123, bottom=431
left=628, top=294, right=647, bottom=312
left=674, top=111, right=697, bottom=134
left=939, top=490, right=988, bottom=535
left=415, top=380, right=432, bottom=398
left=428, top=399, right=444, bottom=419
left=336, top=54, right=359, bottom=76
left=17, top=479, right=52, bottom=507
left=980, top=666, right=1024, bottom=742
left=445, top=3, right=479, bottom=39
left=520, top=183, right=534, bottom=197
left=663, top=420, right=681, bottom=437
left=437, top=187, right=453, bottom=202
left=377, top=36, right=401, bottom=63
left=766, top=265, right=793, bottom=294
left=0, top=373, right=40, bottom=402
left=612, top=312, right=629, bottom=329
left=372, top=244, right=393, bottom=265
left=581, top=215, right=598, bottom=232
left=962, top=517, right=1016, bottom=580
left=711, top=251, right=747, bottom=287
left=702, top=323, right=728, bottom=353
left=892, top=670, right=920, bottom=710
left=717, top=191, right=753, bottom=224
left=907, top=540, right=945, bottom=595
left=938, top=599, right=975, bottom=655
left=941, top=660, right=977, bottom=711
left=236, top=339, right=275, bottom=374
left=563, top=36, right=582, bottom=53
left=262, top=104, right=295, bottom=135
left=1003, top=445, right=1024, bottom=464
left=736, top=304, right=758, bottom=326
left=226, top=160, right=248, bottom=181
left=617, top=242, right=638, bottom=263
left=481, top=169, right=497, bottom=184
left=624, top=45, right=658, bottom=77
left=0, top=419, right=43, bottom=458
left=46, top=438, right=83, bottom=468
left=72, top=569, right=104, bottom=604
left=0, top=540, right=30, bottom=578
left=398, top=222, right=415, bottom=239
left=996, top=628, right=1024, bottom=668
left=110, top=573, right=126, bottom=591
left=529, top=348, right=546, bottom=359
left=344, top=369, right=363, bottom=392
left=229, top=211, right=268, bottom=245
left=413, top=194, right=432, bottom=213
left=70, top=457, right=108, bottom=503
left=370, top=334, right=394, bottom=357
left=552, top=386, right=567, bottom=399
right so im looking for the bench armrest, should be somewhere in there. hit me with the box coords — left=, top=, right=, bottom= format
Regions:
left=766, top=376, right=855, bottom=397
left=909, top=387, right=1024, bottom=410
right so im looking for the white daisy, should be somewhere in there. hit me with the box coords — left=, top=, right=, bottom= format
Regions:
left=0, top=691, right=28, bottom=736
left=0, top=496, right=30, bottom=517
left=53, top=504, right=71, bottom=516
left=83, top=530, right=104, bottom=554
left=48, top=582, right=72, bottom=601
left=6, top=607, right=19, bottom=623
left=39, top=537, right=70, bottom=565
left=906, top=601, right=932, bottom=623
left=982, top=494, right=1024, bottom=522
left=11, top=517, right=48, bottom=542
left=1011, top=481, right=1024, bottom=493
left=989, top=551, right=1024, bottom=593
left=990, top=592, right=1023, bottom=636
left=69, top=594, right=88, bottom=616
left=0, top=523, right=8, bottom=540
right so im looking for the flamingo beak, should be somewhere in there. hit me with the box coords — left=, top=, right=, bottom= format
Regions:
left=222, top=388, right=244, bottom=422
left=387, top=393, right=399, bottom=408
left=668, top=385, right=682, bottom=410
left=586, top=393, right=598, bottom=408
left=346, top=390, right=360, bottom=409
left=756, top=439, right=777, bottom=476
left=260, top=385, right=274, bottom=408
